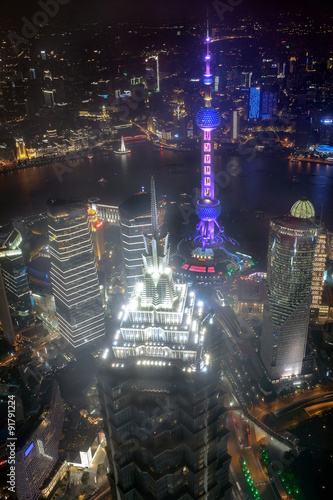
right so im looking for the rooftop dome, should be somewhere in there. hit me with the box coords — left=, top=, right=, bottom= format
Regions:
left=196, top=107, right=221, bottom=130
left=290, top=197, right=315, bottom=219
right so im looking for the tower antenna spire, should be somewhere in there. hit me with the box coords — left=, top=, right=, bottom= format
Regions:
left=150, top=175, right=159, bottom=235
left=206, top=8, right=209, bottom=39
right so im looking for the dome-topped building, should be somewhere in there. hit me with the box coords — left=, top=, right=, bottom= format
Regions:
left=290, top=197, right=315, bottom=219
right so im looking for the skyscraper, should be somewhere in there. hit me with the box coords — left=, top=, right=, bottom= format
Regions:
left=311, top=227, right=327, bottom=313
left=98, top=181, right=232, bottom=499
left=260, top=198, right=318, bottom=380
left=0, top=269, right=15, bottom=345
left=87, top=206, right=105, bottom=263
left=249, top=86, right=261, bottom=119
left=230, top=109, right=240, bottom=142
left=47, top=199, right=105, bottom=349
left=15, top=380, right=64, bottom=500
left=15, top=138, right=28, bottom=160
left=119, top=189, right=152, bottom=296
left=0, top=227, right=33, bottom=337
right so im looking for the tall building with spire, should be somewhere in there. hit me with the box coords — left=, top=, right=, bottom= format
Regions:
left=260, top=198, right=318, bottom=380
left=194, top=21, right=231, bottom=251
left=98, top=177, right=232, bottom=499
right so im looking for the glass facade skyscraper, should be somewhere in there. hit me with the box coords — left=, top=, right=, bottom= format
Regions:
left=98, top=182, right=232, bottom=499
left=260, top=199, right=318, bottom=380
left=119, top=191, right=152, bottom=297
left=47, top=199, right=105, bottom=349
left=15, top=380, right=64, bottom=500
left=0, top=227, right=33, bottom=337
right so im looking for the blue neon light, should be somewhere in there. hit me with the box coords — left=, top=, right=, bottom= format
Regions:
left=316, top=145, right=333, bottom=153
left=25, top=443, right=34, bottom=457
left=249, top=87, right=260, bottom=119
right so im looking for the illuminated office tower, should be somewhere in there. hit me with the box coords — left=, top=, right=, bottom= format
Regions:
left=119, top=189, right=152, bottom=296
left=249, top=86, right=261, bottom=119
left=0, top=228, right=33, bottom=336
left=311, top=227, right=327, bottom=311
left=194, top=23, right=231, bottom=251
left=173, top=105, right=188, bottom=140
left=0, top=270, right=15, bottom=345
left=261, top=90, right=278, bottom=119
left=15, top=138, right=28, bottom=160
left=260, top=198, right=318, bottom=380
left=99, top=182, right=232, bottom=499
left=230, top=109, right=240, bottom=141
left=47, top=199, right=105, bottom=349
left=87, top=207, right=105, bottom=262
left=145, top=53, right=160, bottom=92
left=319, top=117, right=333, bottom=146
left=15, top=380, right=64, bottom=500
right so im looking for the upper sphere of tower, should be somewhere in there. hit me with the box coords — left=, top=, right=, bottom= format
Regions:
left=196, top=107, right=221, bottom=130
left=290, top=197, right=315, bottom=219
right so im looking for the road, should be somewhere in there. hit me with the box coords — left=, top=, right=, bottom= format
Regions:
left=226, top=412, right=280, bottom=500
left=251, top=386, right=333, bottom=423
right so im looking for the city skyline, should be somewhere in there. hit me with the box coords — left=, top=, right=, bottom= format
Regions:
left=1, top=2, right=333, bottom=499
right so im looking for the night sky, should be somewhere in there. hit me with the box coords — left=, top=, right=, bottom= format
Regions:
left=0, top=0, right=332, bottom=26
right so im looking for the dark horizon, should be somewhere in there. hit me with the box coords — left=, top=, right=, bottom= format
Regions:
left=1, top=0, right=333, bottom=27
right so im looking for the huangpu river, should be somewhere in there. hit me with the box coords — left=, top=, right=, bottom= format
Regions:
left=1, top=142, right=333, bottom=256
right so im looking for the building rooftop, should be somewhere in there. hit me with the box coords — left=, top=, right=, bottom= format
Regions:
left=290, top=197, right=315, bottom=219
left=271, top=214, right=318, bottom=231
left=119, top=192, right=151, bottom=220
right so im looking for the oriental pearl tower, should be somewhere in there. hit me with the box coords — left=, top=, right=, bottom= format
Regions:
left=194, top=20, right=232, bottom=251
left=175, top=20, right=246, bottom=284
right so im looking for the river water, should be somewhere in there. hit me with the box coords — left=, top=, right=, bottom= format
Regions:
left=1, top=143, right=332, bottom=249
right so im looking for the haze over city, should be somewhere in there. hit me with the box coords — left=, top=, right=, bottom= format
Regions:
left=1, top=1, right=333, bottom=500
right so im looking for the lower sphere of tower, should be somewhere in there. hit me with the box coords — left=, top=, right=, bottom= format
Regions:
left=196, top=199, right=221, bottom=220
left=203, top=75, right=213, bottom=85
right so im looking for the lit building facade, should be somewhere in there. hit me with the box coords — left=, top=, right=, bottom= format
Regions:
left=89, top=201, right=120, bottom=225
left=47, top=199, right=105, bottom=349
left=119, top=191, right=152, bottom=296
left=15, top=138, right=28, bottom=160
left=249, top=86, right=261, bottom=119
left=311, top=228, right=327, bottom=311
left=0, top=228, right=33, bottom=336
left=15, top=380, right=64, bottom=500
left=0, top=269, right=15, bottom=345
left=98, top=184, right=232, bottom=499
left=260, top=199, right=318, bottom=380
left=230, top=110, right=240, bottom=141
left=87, top=207, right=105, bottom=262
